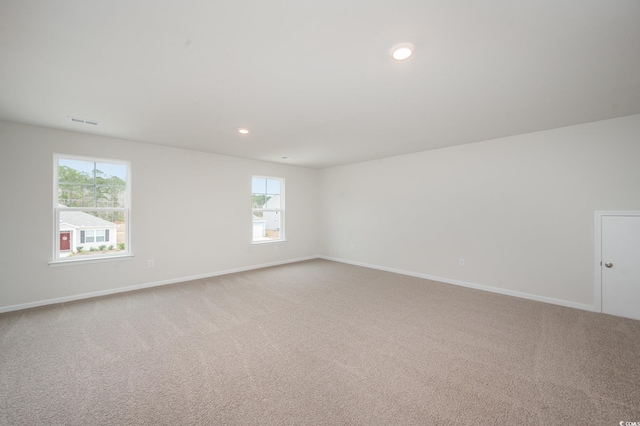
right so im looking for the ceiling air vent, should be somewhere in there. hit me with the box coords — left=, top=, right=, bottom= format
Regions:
left=69, top=117, right=99, bottom=126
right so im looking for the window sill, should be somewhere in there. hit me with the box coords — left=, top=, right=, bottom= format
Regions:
left=251, top=239, right=287, bottom=245
left=49, top=254, right=134, bottom=267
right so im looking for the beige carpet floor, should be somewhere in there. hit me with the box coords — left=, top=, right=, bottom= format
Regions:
left=1, top=259, right=639, bottom=425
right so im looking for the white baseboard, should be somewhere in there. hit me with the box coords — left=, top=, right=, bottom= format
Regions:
left=0, top=256, right=319, bottom=314
left=319, top=256, right=596, bottom=313
left=1, top=255, right=596, bottom=314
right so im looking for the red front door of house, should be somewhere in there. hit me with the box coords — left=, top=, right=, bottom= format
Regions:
left=60, top=232, right=71, bottom=251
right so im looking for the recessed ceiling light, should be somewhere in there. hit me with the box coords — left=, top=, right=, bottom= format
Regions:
left=238, top=128, right=249, bottom=134
left=390, top=43, right=415, bottom=61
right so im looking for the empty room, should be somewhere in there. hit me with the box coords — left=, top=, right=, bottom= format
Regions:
left=1, top=1, right=640, bottom=424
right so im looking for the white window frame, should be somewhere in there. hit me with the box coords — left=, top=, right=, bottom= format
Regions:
left=252, top=176, right=285, bottom=244
left=51, top=154, right=132, bottom=265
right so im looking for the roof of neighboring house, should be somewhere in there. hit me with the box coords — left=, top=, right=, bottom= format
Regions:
left=263, top=195, right=280, bottom=209
left=59, top=209, right=118, bottom=229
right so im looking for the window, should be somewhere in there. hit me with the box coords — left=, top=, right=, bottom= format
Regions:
left=53, top=155, right=131, bottom=261
left=252, top=176, right=284, bottom=243
left=81, top=230, right=108, bottom=243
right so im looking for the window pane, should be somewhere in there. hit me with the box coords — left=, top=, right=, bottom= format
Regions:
left=252, top=177, right=266, bottom=194
left=95, top=162, right=127, bottom=208
left=58, top=210, right=127, bottom=259
left=95, top=162, right=127, bottom=181
left=264, top=194, right=280, bottom=209
left=58, top=159, right=96, bottom=208
left=57, top=158, right=127, bottom=208
left=266, top=179, right=280, bottom=195
left=252, top=194, right=268, bottom=208
left=253, top=212, right=281, bottom=242
left=59, top=159, right=94, bottom=182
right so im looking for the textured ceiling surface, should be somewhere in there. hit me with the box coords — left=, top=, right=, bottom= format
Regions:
left=1, top=0, right=639, bottom=168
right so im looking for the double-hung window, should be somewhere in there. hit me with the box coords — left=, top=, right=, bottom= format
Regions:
left=53, top=155, right=131, bottom=262
left=252, top=176, right=284, bottom=243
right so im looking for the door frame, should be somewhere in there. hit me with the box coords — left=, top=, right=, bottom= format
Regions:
left=594, top=211, right=640, bottom=313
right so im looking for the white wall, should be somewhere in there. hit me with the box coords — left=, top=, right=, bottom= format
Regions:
left=2, top=115, right=640, bottom=312
left=319, top=114, right=640, bottom=308
left=0, top=121, right=320, bottom=311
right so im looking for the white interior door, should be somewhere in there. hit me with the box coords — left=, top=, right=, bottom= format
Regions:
left=601, top=215, right=640, bottom=320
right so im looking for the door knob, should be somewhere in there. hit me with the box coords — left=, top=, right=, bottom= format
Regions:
left=604, top=262, right=613, bottom=268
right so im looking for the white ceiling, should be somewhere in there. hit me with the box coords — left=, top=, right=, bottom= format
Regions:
left=1, top=1, right=639, bottom=168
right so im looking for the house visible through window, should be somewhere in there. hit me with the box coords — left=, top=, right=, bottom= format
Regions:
left=54, top=155, right=130, bottom=261
left=252, top=176, right=284, bottom=243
